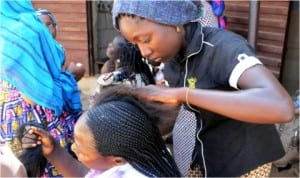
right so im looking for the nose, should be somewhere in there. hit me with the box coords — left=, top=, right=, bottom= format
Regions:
left=138, top=44, right=152, bottom=58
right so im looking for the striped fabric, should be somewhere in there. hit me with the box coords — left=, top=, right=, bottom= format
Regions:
left=0, top=0, right=81, bottom=116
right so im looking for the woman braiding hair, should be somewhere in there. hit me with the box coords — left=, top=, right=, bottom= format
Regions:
left=111, top=0, right=294, bottom=177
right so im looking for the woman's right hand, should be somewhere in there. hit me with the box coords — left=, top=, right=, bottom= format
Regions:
left=134, top=85, right=185, bottom=104
left=21, top=126, right=56, bottom=156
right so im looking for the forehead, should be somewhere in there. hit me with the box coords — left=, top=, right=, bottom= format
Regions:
left=74, top=116, right=95, bottom=145
left=38, top=14, right=53, bottom=23
left=119, top=16, right=153, bottom=41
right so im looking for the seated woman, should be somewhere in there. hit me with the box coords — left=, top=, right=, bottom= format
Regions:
left=36, top=8, right=85, bottom=81
left=20, top=85, right=181, bottom=177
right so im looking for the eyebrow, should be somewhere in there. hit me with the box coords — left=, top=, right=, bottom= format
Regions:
left=131, top=34, right=139, bottom=42
left=131, top=33, right=148, bottom=43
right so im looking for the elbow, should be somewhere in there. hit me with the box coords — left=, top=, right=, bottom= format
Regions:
left=276, top=98, right=295, bottom=123
left=280, top=107, right=295, bottom=123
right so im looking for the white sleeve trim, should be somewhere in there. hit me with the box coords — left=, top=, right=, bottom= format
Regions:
left=229, top=54, right=262, bottom=89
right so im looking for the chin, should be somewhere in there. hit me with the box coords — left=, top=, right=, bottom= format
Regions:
left=148, top=61, right=161, bottom=66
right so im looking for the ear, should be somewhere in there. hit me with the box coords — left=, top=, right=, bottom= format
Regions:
left=113, top=157, right=127, bottom=166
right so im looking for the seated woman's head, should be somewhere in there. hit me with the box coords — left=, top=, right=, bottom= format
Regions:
left=72, top=85, right=180, bottom=177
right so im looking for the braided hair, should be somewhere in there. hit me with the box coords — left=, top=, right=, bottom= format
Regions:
left=86, top=86, right=181, bottom=177
left=16, top=122, right=48, bottom=177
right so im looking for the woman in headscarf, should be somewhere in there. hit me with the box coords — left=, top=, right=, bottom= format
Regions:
left=0, top=1, right=83, bottom=177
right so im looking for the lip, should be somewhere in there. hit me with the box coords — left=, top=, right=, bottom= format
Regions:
left=149, top=57, right=162, bottom=63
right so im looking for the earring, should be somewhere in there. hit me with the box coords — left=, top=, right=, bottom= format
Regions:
left=176, top=26, right=181, bottom=33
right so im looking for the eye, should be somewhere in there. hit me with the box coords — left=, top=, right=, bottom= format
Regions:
left=141, top=36, right=150, bottom=44
left=46, top=22, right=56, bottom=28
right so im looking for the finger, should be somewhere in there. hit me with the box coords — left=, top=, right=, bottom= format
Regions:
left=30, top=126, right=50, bottom=138
left=21, top=132, right=39, bottom=147
left=22, top=142, right=38, bottom=149
left=22, top=131, right=38, bottom=139
left=133, top=87, right=148, bottom=95
left=21, top=135, right=38, bottom=144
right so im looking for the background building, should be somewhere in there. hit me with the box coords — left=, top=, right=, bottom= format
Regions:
left=32, top=0, right=299, bottom=95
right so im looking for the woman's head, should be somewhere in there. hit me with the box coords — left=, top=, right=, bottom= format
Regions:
left=71, top=112, right=121, bottom=171
left=36, top=8, right=57, bottom=38
left=72, top=86, right=181, bottom=176
left=112, top=0, right=199, bottom=63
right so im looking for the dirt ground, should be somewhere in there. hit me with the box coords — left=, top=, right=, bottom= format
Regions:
left=77, top=76, right=299, bottom=177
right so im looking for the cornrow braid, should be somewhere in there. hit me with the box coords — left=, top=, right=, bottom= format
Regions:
left=86, top=86, right=181, bottom=177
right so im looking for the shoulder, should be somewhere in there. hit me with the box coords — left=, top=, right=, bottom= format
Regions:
left=203, top=27, right=248, bottom=45
left=0, top=145, right=27, bottom=177
left=201, top=27, right=255, bottom=59
left=117, top=163, right=148, bottom=178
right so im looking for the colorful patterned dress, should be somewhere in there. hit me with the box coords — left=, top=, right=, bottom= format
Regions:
left=0, top=80, right=81, bottom=177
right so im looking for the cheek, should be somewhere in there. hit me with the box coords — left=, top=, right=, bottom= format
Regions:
left=48, top=27, right=56, bottom=37
left=154, top=32, right=181, bottom=59
left=75, top=153, right=97, bottom=169
left=84, top=155, right=115, bottom=171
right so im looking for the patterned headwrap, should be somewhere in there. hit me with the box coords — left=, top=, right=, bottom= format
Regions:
left=0, top=0, right=82, bottom=115
left=86, top=95, right=181, bottom=177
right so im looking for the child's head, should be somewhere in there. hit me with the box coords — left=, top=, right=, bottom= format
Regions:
left=106, top=35, right=127, bottom=61
left=100, top=39, right=155, bottom=86
left=72, top=86, right=181, bottom=177
left=118, top=41, right=155, bottom=85
left=36, top=8, right=57, bottom=38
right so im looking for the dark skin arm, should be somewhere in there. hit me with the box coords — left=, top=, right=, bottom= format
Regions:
left=22, top=126, right=89, bottom=177
left=135, top=65, right=294, bottom=124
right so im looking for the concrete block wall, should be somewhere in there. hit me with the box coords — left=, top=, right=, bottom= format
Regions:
left=96, top=1, right=118, bottom=63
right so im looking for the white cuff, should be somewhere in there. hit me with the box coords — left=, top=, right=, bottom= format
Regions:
left=229, top=53, right=262, bottom=89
